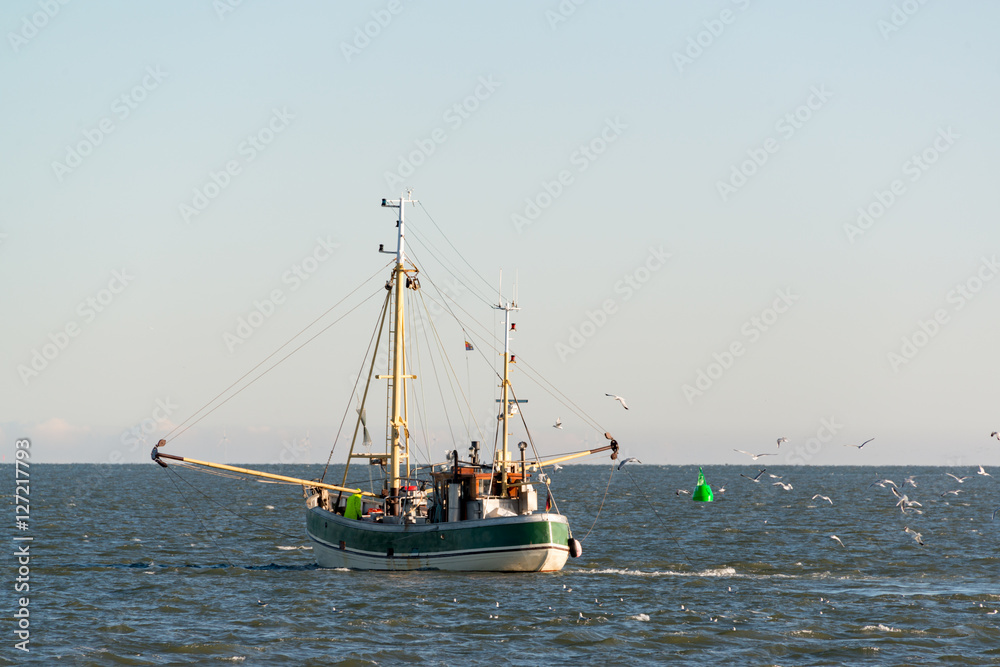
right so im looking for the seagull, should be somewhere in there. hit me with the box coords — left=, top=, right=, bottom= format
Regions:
left=940, top=489, right=963, bottom=497
left=992, top=507, right=1000, bottom=521
left=844, top=438, right=875, bottom=449
left=830, top=535, right=845, bottom=548
left=552, top=464, right=563, bottom=471
left=868, top=476, right=897, bottom=489
left=617, top=457, right=641, bottom=470
left=811, top=494, right=833, bottom=504
left=946, top=473, right=971, bottom=483
left=605, top=394, right=629, bottom=410
left=903, top=526, right=924, bottom=546
left=768, top=473, right=783, bottom=479
left=734, top=449, right=775, bottom=461
left=676, top=489, right=690, bottom=496
left=740, top=468, right=767, bottom=483
left=256, top=600, right=268, bottom=607
left=992, top=431, right=999, bottom=440
left=978, top=465, right=991, bottom=477
left=553, top=418, right=563, bottom=429
left=772, top=481, right=793, bottom=491
left=776, top=437, right=788, bottom=447
left=716, top=483, right=727, bottom=493
left=903, top=476, right=918, bottom=488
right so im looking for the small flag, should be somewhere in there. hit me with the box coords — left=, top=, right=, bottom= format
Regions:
left=510, top=355, right=516, bottom=363
left=465, top=341, right=474, bottom=351
left=510, top=323, right=516, bottom=331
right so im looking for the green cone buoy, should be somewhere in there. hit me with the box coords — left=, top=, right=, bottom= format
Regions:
left=692, top=467, right=713, bottom=502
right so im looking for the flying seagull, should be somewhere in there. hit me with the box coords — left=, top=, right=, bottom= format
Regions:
left=734, top=449, right=775, bottom=461
left=830, top=535, right=845, bottom=548
left=617, top=457, right=641, bottom=470
left=978, top=465, right=991, bottom=477
left=844, top=438, right=875, bottom=449
left=676, top=489, right=690, bottom=496
left=553, top=418, right=563, bottom=429
left=992, top=507, right=1000, bottom=521
left=940, top=489, right=963, bottom=497
left=740, top=468, right=767, bottom=483
left=992, top=431, right=999, bottom=440
left=868, top=476, right=897, bottom=489
left=772, top=481, right=794, bottom=491
left=811, top=494, right=833, bottom=504
left=776, top=437, right=788, bottom=447
left=945, top=473, right=971, bottom=484
left=903, top=526, right=924, bottom=546
left=605, top=394, right=629, bottom=410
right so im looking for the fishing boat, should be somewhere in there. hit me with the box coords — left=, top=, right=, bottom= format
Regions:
left=151, top=193, right=619, bottom=571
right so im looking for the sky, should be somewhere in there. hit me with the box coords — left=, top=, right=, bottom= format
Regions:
left=2, top=1, right=999, bottom=467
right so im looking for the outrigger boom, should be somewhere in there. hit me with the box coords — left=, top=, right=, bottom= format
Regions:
left=151, top=443, right=383, bottom=501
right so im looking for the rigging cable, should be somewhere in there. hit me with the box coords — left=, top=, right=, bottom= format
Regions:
left=319, top=289, right=392, bottom=484
left=164, top=464, right=303, bottom=542
left=578, top=466, right=615, bottom=542
left=617, top=466, right=693, bottom=568
left=416, top=202, right=498, bottom=303
left=165, top=261, right=393, bottom=444
left=166, top=283, right=387, bottom=445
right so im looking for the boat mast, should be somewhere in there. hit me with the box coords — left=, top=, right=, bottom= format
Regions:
left=381, top=192, right=416, bottom=513
left=495, top=279, right=519, bottom=492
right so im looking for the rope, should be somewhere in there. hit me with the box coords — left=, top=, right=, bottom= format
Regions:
left=161, top=466, right=250, bottom=568
left=320, top=289, right=392, bottom=483
left=164, top=464, right=304, bottom=542
left=415, top=202, right=497, bottom=304
left=165, top=261, right=392, bottom=443
left=578, top=465, right=615, bottom=541
left=166, top=284, right=386, bottom=444
left=618, top=467, right=693, bottom=568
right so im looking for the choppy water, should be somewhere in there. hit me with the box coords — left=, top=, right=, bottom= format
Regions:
left=7, top=463, right=1000, bottom=665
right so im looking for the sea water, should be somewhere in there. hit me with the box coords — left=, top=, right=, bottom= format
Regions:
left=6, top=464, right=1000, bottom=665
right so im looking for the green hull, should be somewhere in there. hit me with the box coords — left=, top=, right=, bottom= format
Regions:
left=307, top=506, right=571, bottom=571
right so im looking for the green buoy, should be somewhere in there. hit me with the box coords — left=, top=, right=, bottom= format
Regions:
left=692, top=467, right=713, bottom=502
